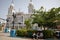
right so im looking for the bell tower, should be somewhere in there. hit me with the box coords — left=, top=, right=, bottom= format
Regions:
left=28, top=0, right=34, bottom=14
left=6, top=0, right=15, bottom=28
left=8, top=0, right=15, bottom=15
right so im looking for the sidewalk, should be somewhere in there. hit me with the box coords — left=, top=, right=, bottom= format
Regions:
left=0, top=31, right=58, bottom=40
left=0, top=31, right=44, bottom=40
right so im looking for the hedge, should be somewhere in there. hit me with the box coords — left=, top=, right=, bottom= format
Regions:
left=16, top=29, right=27, bottom=37
left=16, top=29, right=54, bottom=38
left=16, top=29, right=37, bottom=38
left=43, top=30, right=54, bottom=38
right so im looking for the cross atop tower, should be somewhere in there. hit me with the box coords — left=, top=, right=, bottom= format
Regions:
left=30, top=0, right=32, bottom=2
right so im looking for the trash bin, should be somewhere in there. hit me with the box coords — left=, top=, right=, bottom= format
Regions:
left=10, top=29, right=16, bottom=37
left=4, top=28, right=9, bottom=33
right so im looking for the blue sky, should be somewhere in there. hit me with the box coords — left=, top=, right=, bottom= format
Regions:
left=0, top=0, right=60, bottom=19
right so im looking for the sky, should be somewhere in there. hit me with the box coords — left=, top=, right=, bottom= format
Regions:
left=0, top=0, right=60, bottom=19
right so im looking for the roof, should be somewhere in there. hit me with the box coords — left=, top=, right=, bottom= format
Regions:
left=0, top=18, right=6, bottom=21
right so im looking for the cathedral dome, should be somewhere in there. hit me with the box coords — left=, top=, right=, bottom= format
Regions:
left=10, top=3, right=14, bottom=7
left=10, top=0, right=14, bottom=8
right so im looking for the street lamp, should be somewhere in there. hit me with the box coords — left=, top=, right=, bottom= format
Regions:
left=10, top=12, right=16, bottom=37
left=6, top=18, right=9, bottom=28
left=12, top=12, right=16, bottom=29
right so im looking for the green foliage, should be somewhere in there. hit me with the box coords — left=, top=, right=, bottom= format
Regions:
left=32, top=7, right=60, bottom=29
left=43, top=30, right=54, bottom=38
left=16, top=29, right=37, bottom=38
left=16, top=28, right=27, bottom=37
left=24, top=19, right=32, bottom=29
left=27, top=30, right=37, bottom=38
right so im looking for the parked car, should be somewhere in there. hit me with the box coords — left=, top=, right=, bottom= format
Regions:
left=55, top=31, right=60, bottom=38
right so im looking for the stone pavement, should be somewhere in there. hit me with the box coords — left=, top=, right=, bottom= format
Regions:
left=0, top=31, right=44, bottom=40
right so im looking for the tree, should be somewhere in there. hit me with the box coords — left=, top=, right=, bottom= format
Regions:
left=32, top=7, right=60, bottom=30
left=47, top=7, right=60, bottom=28
left=31, top=6, right=47, bottom=30
left=24, top=19, right=32, bottom=29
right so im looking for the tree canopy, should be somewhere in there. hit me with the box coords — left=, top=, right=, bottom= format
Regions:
left=31, top=7, right=60, bottom=29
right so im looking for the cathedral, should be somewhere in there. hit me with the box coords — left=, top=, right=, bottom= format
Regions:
left=6, top=0, right=34, bottom=29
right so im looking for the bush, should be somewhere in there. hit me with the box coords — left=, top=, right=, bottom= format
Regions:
left=27, top=30, right=37, bottom=38
left=43, top=30, right=54, bottom=38
left=16, top=29, right=37, bottom=38
left=16, top=28, right=27, bottom=37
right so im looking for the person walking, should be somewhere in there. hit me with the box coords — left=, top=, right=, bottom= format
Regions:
left=36, top=32, right=40, bottom=40
left=32, top=32, right=36, bottom=40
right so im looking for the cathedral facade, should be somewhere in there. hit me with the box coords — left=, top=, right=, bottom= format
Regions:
left=6, top=0, right=34, bottom=29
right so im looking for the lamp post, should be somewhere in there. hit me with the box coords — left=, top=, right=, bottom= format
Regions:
left=12, top=12, right=16, bottom=29
left=10, top=12, right=16, bottom=37
left=6, top=18, right=9, bottom=28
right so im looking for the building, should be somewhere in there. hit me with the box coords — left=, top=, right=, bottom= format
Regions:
left=0, top=18, right=6, bottom=24
left=6, top=0, right=34, bottom=29
left=0, top=18, right=6, bottom=31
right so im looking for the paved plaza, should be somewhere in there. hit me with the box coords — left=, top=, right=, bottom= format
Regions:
left=0, top=31, right=32, bottom=40
left=0, top=31, right=44, bottom=40
left=0, top=31, right=60, bottom=40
